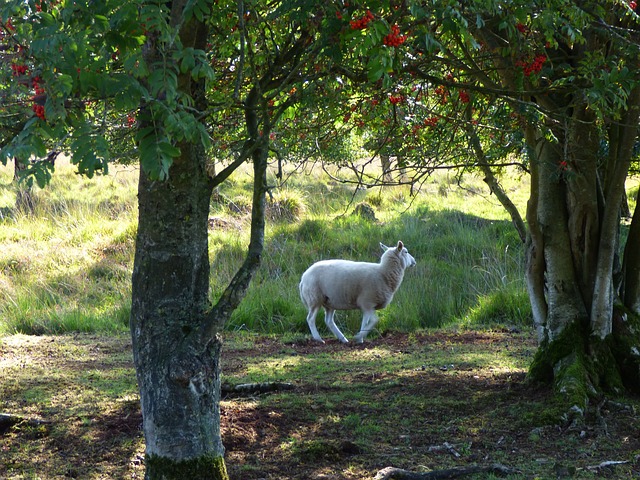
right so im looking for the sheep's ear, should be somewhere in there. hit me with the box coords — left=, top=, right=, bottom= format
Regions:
left=397, top=241, right=404, bottom=251
left=380, top=242, right=389, bottom=251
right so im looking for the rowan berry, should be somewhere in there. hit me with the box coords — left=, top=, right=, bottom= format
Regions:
left=32, top=104, right=45, bottom=120
left=350, top=10, right=374, bottom=30
left=383, top=24, right=407, bottom=47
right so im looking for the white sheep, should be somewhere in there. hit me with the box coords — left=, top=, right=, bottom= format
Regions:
left=299, top=241, right=416, bottom=343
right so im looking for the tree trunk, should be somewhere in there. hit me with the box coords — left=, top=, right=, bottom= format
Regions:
left=130, top=2, right=231, bottom=478
left=131, top=139, right=230, bottom=479
left=526, top=97, right=640, bottom=404
left=14, top=159, right=35, bottom=213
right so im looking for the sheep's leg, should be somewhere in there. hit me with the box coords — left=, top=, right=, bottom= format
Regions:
left=324, top=309, right=349, bottom=344
left=354, top=310, right=378, bottom=343
left=306, top=307, right=324, bottom=343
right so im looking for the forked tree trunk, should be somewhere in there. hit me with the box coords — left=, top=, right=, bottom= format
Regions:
left=131, top=137, right=230, bottom=479
left=129, top=2, right=243, bottom=478
left=526, top=95, right=640, bottom=405
left=131, top=39, right=271, bottom=480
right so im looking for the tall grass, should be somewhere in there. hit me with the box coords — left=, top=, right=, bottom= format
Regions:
left=223, top=165, right=532, bottom=337
left=0, top=158, right=533, bottom=336
left=0, top=160, right=137, bottom=335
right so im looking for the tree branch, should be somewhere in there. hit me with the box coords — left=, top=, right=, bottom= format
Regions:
left=374, top=464, right=520, bottom=480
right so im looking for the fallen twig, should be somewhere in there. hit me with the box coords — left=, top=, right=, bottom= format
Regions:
left=0, top=413, right=51, bottom=434
left=374, top=463, right=520, bottom=479
left=221, top=381, right=294, bottom=397
left=443, top=442, right=461, bottom=458
left=584, top=460, right=629, bottom=472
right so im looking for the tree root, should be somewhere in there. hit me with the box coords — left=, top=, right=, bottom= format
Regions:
left=374, top=464, right=520, bottom=480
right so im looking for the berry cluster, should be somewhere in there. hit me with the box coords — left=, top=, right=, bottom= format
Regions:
left=32, top=76, right=44, bottom=95
left=458, top=90, right=470, bottom=103
left=350, top=10, right=374, bottom=30
left=32, top=104, right=45, bottom=119
left=631, top=1, right=638, bottom=9
left=423, top=116, right=439, bottom=127
left=383, top=24, right=406, bottom=47
left=11, top=62, right=47, bottom=120
left=389, top=94, right=404, bottom=105
left=516, top=54, right=546, bottom=76
left=11, top=63, right=28, bottom=76
left=434, top=85, right=448, bottom=104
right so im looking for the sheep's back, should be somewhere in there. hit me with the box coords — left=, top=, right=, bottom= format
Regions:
left=300, top=259, right=386, bottom=310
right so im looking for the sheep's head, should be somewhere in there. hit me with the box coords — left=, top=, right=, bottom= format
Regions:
left=380, top=241, right=416, bottom=269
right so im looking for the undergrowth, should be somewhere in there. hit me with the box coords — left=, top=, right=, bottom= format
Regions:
left=0, top=159, right=532, bottom=336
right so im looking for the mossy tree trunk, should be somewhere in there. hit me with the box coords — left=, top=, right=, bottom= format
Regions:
left=470, top=16, right=640, bottom=406
left=525, top=88, right=640, bottom=407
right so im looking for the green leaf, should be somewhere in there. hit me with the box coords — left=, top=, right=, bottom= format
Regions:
left=367, top=57, right=385, bottom=82
left=38, top=12, right=55, bottom=26
left=158, top=141, right=181, bottom=159
left=179, top=48, right=196, bottom=74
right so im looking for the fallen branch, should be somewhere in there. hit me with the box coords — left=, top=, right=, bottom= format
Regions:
left=585, top=460, right=629, bottom=472
left=374, top=464, right=519, bottom=480
left=221, top=382, right=294, bottom=397
left=0, top=413, right=51, bottom=434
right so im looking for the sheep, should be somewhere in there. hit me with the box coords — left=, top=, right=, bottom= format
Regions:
left=299, top=241, right=416, bottom=343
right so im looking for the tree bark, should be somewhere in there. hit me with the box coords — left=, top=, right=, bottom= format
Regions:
left=526, top=99, right=640, bottom=401
left=130, top=2, right=231, bottom=479
left=131, top=138, right=229, bottom=478
left=14, top=159, right=35, bottom=213
left=623, top=186, right=640, bottom=312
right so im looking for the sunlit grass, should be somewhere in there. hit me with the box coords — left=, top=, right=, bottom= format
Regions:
left=0, top=157, right=535, bottom=335
left=0, top=159, right=137, bottom=335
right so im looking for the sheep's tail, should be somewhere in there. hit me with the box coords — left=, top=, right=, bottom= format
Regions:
left=299, top=279, right=309, bottom=308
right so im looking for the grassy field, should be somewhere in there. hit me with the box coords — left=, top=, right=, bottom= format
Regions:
left=0, top=158, right=531, bottom=337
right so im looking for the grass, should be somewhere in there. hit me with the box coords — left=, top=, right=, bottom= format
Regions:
left=0, top=157, right=531, bottom=337
left=0, top=161, right=137, bottom=335
left=2, top=332, right=639, bottom=479
left=2, top=161, right=640, bottom=479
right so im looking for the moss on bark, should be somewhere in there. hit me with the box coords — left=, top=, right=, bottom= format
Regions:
left=528, top=311, right=640, bottom=409
left=146, top=454, right=229, bottom=480
left=528, top=320, right=593, bottom=410
left=528, top=320, right=585, bottom=384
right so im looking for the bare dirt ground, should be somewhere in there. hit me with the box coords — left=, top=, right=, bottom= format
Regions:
left=1, top=331, right=639, bottom=479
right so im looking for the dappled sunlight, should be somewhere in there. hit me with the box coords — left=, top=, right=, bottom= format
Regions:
left=3, top=332, right=639, bottom=479
left=0, top=334, right=143, bottom=479
left=0, top=334, right=49, bottom=369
